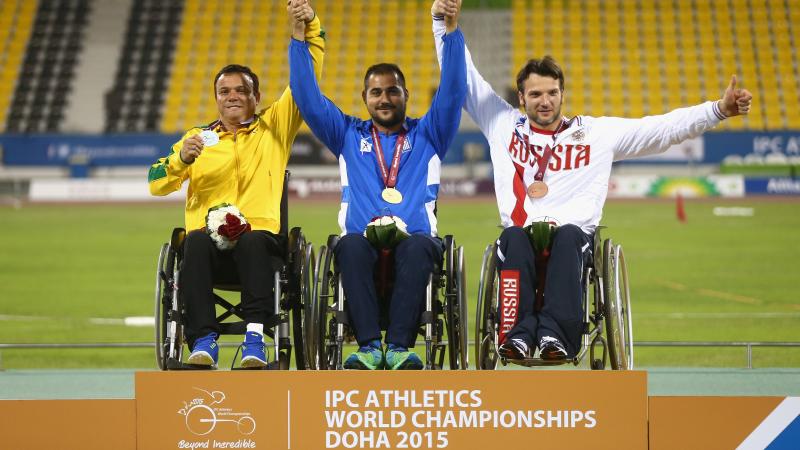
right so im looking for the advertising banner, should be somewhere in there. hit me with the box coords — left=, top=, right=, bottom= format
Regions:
left=608, top=175, right=745, bottom=198
left=744, top=177, right=800, bottom=195
left=704, top=131, right=800, bottom=163
left=136, top=371, right=647, bottom=450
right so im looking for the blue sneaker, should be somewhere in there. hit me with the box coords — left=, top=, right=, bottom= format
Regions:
left=343, top=342, right=385, bottom=370
left=385, top=344, right=423, bottom=370
left=188, top=333, right=219, bottom=366
left=241, top=331, right=268, bottom=368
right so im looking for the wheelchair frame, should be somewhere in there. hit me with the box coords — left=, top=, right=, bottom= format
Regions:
left=153, top=171, right=315, bottom=370
left=474, top=227, right=633, bottom=370
left=307, top=234, right=468, bottom=370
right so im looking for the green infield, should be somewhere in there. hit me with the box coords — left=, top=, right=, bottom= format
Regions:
left=0, top=196, right=798, bottom=369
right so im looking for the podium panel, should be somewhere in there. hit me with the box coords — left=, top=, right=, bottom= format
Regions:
left=0, top=399, right=136, bottom=450
left=649, top=396, right=794, bottom=450
left=136, top=370, right=647, bottom=450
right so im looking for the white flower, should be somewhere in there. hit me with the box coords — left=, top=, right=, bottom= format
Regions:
left=364, top=215, right=409, bottom=249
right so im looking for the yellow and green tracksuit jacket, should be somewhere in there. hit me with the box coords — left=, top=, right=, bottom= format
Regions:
left=148, top=17, right=325, bottom=234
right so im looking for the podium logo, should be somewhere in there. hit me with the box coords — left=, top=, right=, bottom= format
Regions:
left=177, top=387, right=256, bottom=436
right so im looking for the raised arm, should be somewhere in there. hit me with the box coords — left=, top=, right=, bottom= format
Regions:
left=261, top=0, right=325, bottom=160
left=610, top=75, right=754, bottom=160
left=421, top=1, right=466, bottom=157
left=288, top=7, right=349, bottom=156
left=431, top=0, right=516, bottom=136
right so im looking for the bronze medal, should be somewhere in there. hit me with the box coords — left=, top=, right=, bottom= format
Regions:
left=381, top=187, right=403, bottom=204
left=527, top=181, right=548, bottom=198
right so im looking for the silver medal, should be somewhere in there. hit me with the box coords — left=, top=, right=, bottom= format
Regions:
left=199, top=130, right=219, bottom=147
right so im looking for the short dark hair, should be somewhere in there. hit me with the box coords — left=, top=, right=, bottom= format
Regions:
left=363, top=63, right=406, bottom=90
left=213, top=64, right=260, bottom=95
left=515, top=56, right=564, bottom=92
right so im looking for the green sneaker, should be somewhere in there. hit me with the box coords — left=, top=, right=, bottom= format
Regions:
left=343, top=345, right=385, bottom=370
left=385, top=345, right=423, bottom=370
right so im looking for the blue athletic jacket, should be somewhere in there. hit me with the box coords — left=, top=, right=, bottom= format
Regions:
left=289, top=25, right=466, bottom=236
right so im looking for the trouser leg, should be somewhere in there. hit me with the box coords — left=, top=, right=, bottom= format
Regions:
left=495, top=226, right=538, bottom=346
left=334, top=234, right=380, bottom=346
left=386, top=235, right=444, bottom=348
left=233, top=230, right=284, bottom=325
left=538, top=224, right=592, bottom=356
left=181, top=230, right=221, bottom=347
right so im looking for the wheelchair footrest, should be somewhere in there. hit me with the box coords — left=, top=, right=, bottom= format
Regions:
left=504, top=356, right=579, bottom=367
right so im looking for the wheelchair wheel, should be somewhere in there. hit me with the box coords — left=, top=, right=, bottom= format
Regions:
left=154, top=243, right=169, bottom=370
left=443, top=236, right=469, bottom=370
left=288, top=228, right=313, bottom=370
left=455, top=245, right=469, bottom=369
left=475, top=243, right=499, bottom=370
left=315, top=235, right=340, bottom=370
left=602, top=239, right=634, bottom=370
left=154, top=240, right=183, bottom=370
left=297, top=237, right=315, bottom=370
left=305, top=245, right=324, bottom=369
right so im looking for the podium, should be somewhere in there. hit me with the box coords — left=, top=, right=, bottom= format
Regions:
left=2, top=370, right=795, bottom=449
left=136, top=371, right=647, bottom=449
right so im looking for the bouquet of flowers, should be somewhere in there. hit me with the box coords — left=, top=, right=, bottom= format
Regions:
left=205, top=203, right=251, bottom=250
left=524, top=220, right=558, bottom=258
left=364, top=215, right=409, bottom=249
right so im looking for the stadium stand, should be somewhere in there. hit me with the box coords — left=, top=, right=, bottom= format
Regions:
left=1, top=0, right=798, bottom=133
left=0, top=1, right=38, bottom=133
left=6, top=0, right=88, bottom=133
left=510, top=0, right=800, bottom=130
left=105, top=0, right=183, bottom=133
left=161, top=0, right=444, bottom=133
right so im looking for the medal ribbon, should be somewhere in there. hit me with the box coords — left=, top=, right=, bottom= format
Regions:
left=524, top=119, right=568, bottom=182
left=370, top=125, right=406, bottom=189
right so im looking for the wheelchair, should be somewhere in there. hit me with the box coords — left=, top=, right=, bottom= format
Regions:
left=153, top=171, right=315, bottom=370
left=306, top=234, right=468, bottom=370
left=474, top=226, right=633, bottom=370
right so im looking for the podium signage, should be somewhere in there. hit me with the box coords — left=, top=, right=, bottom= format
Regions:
left=136, top=371, right=647, bottom=449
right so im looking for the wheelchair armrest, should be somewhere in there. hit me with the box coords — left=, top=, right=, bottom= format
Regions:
left=326, top=234, right=340, bottom=250
left=592, top=226, right=605, bottom=272
left=170, top=228, right=186, bottom=255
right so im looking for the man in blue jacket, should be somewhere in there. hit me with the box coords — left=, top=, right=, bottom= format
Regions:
left=289, top=0, right=466, bottom=370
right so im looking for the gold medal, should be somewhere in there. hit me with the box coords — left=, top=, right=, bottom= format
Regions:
left=527, top=181, right=548, bottom=199
left=382, top=187, right=403, bottom=204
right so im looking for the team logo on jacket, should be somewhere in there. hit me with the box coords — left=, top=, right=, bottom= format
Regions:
left=572, top=130, right=585, bottom=142
left=360, top=138, right=372, bottom=154
left=508, top=132, right=591, bottom=171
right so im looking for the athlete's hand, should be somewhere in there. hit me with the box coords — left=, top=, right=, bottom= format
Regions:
left=718, top=75, right=753, bottom=117
left=431, top=0, right=459, bottom=19
left=443, top=0, right=461, bottom=32
left=180, top=134, right=204, bottom=164
left=288, top=0, right=314, bottom=23
left=287, top=0, right=314, bottom=40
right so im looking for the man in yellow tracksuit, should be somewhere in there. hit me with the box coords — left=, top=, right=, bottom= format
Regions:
left=148, top=2, right=323, bottom=368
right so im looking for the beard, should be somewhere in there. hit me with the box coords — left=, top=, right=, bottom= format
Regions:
left=370, top=105, right=406, bottom=130
left=528, top=100, right=563, bottom=128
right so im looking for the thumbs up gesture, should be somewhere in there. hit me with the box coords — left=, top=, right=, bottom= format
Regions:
left=718, top=75, right=753, bottom=117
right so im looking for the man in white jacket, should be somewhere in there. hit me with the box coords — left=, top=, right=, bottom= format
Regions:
left=431, top=1, right=753, bottom=360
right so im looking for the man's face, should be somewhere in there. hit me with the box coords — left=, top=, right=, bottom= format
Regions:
left=518, top=74, right=564, bottom=129
left=362, top=72, right=408, bottom=130
left=215, top=72, right=260, bottom=126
